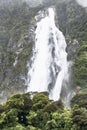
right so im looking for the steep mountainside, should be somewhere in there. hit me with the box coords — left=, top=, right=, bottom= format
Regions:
left=0, top=2, right=42, bottom=102
left=55, top=0, right=87, bottom=89
left=0, top=0, right=87, bottom=102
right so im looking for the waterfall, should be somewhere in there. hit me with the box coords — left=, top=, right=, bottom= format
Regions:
left=27, top=8, right=70, bottom=102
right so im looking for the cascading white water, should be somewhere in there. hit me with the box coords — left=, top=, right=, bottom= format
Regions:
left=27, top=8, right=69, bottom=101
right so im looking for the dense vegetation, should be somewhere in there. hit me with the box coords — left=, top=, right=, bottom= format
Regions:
left=0, top=0, right=87, bottom=129
left=55, top=0, right=87, bottom=88
left=0, top=1, right=42, bottom=101
left=0, top=92, right=87, bottom=130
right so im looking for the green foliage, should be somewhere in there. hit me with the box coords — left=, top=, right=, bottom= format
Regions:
left=14, top=124, right=26, bottom=130
left=6, top=94, right=24, bottom=110
left=0, top=1, right=41, bottom=99
left=0, top=109, right=18, bottom=128
left=56, top=0, right=87, bottom=40
left=71, top=91, right=87, bottom=109
left=45, top=119, right=58, bottom=130
left=72, top=107, right=87, bottom=130
left=27, top=125, right=37, bottom=130
left=6, top=93, right=32, bottom=111
left=27, top=111, right=37, bottom=125
left=73, top=41, right=87, bottom=88
left=44, top=100, right=64, bottom=113
left=56, top=0, right=87, bottom=89
left=78, top=42, right=87, bottom=53
left=27, top=110, right=50, bottom=129
left=3, top=93, right=32, bottom=126
left=45, top=108, right=76, bottom=130
left=32, top=93, right=49, bottom=111
left=0, top=92, right=87, bottom=130
left=0, top=104, right=5, bottom=113
left=2, top=124, right=26, bottom=130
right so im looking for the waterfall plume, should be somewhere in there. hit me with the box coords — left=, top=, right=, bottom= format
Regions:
left=27, top=8, right=70, bottom=102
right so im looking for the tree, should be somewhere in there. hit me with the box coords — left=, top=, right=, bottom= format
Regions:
left=32, top=93, right=49, bottom=111
left=72, top=106, right=87, bottom=130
